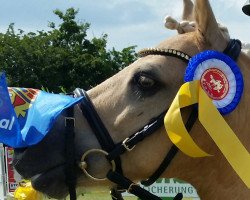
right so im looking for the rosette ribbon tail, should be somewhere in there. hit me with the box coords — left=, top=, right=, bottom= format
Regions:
left=164, top=80, right=210, bottom=157
left=164, top=80, right=250, bottom=188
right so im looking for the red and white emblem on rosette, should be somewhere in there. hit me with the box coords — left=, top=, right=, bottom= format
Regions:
left=200, top=68, right=229, bottom=100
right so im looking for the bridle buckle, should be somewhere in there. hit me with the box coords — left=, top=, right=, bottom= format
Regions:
left=122, top=138, right=135, bottom=151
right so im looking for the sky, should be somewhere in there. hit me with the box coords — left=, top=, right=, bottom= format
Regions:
left=0, top=0, right=249, bottom=50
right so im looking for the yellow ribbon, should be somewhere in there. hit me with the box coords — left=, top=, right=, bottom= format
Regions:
left=164, top=80, right=250, bottom=188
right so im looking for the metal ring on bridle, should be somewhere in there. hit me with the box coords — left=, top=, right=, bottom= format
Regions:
left=79, top=149, right=116, bottom=181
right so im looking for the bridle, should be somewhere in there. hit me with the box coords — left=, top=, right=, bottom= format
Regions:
left=73, top=48, right=192, bottom=200
left=65, top=39, right=242, bottom=200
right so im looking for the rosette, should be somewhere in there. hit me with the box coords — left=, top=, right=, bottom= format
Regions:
left=184, top=50, right=244, bottom=115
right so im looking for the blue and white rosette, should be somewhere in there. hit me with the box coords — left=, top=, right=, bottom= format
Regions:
left=184, top=50, right=244, bottom=115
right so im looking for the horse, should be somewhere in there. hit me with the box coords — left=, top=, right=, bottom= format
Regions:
left=12, top=0, right=250, bottom=199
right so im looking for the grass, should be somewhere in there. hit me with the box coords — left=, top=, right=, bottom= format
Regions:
left=42, top=191, right=137, bottom=200
left=76, top=193, right=136, bottom=200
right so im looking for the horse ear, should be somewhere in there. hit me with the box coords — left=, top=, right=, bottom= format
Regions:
left=182, top=0, right=194, bottom=21
left=194, top=0, right=228, bottom=51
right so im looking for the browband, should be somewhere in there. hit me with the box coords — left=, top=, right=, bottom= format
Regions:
left=138, top=48, right=191, bottom=63
left=138, top=39, right=242, bottom=63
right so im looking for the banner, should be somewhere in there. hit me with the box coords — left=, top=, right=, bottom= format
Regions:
left=0, top=73, right=82, bottom=148
left=0, top=74, right=21, bottom=147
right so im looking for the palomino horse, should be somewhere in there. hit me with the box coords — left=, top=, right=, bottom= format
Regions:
left=13, top=0, right=250, bottom=199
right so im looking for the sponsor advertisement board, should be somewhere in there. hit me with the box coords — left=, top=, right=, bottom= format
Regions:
left=123, top=178, right=200, bottom=200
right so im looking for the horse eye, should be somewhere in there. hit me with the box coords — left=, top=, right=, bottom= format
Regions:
left=135, top=74, right=155, bottom=90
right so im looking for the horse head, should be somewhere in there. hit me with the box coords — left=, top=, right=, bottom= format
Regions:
left=13, top=0, right=250, bottom=199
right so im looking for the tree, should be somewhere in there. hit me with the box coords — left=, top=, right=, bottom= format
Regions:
left=0, top=8, right=137, bottom=92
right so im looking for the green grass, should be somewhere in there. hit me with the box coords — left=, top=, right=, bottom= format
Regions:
left=42, top=192, right=137, bottom=200
left=77, top=193, right=136, bottom=200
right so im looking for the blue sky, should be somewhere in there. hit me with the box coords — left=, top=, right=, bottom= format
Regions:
left=0, top=0, right=249, bottom=50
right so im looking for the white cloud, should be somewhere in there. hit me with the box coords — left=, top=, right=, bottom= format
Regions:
left=91, top=21, right=175, bottom=50
left=99, top=0, right=250, bottom=49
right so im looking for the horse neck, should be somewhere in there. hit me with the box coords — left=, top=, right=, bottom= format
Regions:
left=230, top=52, right=250, bottom=147
left=163, top=52, right=250, bottom=199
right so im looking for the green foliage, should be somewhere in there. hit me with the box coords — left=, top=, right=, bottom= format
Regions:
left=0, top=8, right=137, bottom=92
